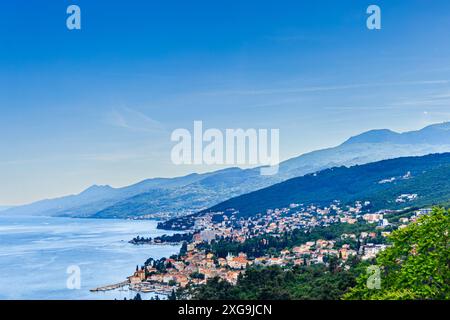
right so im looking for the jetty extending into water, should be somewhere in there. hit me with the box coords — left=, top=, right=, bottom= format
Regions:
left=90, top=280, right=130, bottom=292
left=130, top=282, right=174, bottom=295
left=90, top=279, right=174, bottom=296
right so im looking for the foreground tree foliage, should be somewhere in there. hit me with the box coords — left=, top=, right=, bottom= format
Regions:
left=344, top=207, right=450, bottom=300
left=188, top=262, right=365, bottom=300
left=181, top=207, right=449, bottom=300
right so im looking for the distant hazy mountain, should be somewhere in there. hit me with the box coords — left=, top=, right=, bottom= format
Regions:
left=3, top=172, right=213, bottom=218
left=160, top=152, right=450, bottom=229
left=342, top=122, right=450, bottom=145
left=200, top=152, right=450, bottom=218
left=4, top=122, right=450, bottom=219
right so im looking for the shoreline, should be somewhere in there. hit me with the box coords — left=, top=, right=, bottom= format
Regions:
left=90, top=280, right=174, bottom=296
left=90, top=280, right=130, bottom=292
left=0, top=214, right=181, bottom=300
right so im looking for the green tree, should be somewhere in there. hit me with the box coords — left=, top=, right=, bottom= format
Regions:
left=168, top=289, right=177, bottom=300
left=344, top=207, right=450, bottom=300
left=133, top=293, right=142, bottom=300
left=179, top=241, right=188, bottom=257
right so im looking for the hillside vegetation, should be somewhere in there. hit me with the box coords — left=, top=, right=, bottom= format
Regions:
left=344, top=207, right=450, bottom=300
left=203, top=153, right=450, bottom=218
left=183, top=207, right=449, bottom=300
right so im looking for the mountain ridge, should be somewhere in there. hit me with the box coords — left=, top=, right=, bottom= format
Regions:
left=158, top=152, right=450, bottom=230
left=4, top=122, right=450, bottom=218
left=203, top=152, right=450, bottom=217
left=342, top=122, right=450, bottom=145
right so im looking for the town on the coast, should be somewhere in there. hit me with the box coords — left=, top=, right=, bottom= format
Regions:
left=98, top=196, right=431, bottom=297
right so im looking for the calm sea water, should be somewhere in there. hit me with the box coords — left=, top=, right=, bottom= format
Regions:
left=0, top=214, right=180, bottom=300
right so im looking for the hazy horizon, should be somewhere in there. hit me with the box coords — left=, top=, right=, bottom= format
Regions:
left=3, top=121, right=450, bottom=207
left=2, top=1, right=450, bottom=205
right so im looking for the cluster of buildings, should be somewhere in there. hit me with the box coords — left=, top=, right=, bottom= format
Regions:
left=127, top=200, right=431, bottom=293
left=395, top=193, right=418, bottom=203
left=128, top=250, right=247, bottom=292
left=192, top=200, right=366, bottom=241
left=378, top=171, right=412, bottom=184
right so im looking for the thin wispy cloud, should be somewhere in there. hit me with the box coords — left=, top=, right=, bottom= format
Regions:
left=198, top=80, right=449, bottom=97
left=430, top=92, right=450, bottom=99
left=323, top=105, right=398, bottom=111
left=79, top=152, right=146, bottom=162
left=390, top=88, right=450, bottom=108
left=107, top=107, right=166, bottom=133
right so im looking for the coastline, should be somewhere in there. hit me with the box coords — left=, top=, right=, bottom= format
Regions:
left=0, top=214, right=181, bottom=300
left=90, top=280, right=175, bottom=297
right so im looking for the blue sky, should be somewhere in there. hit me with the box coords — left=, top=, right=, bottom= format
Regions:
left=1, top=0, right=450, bottom=205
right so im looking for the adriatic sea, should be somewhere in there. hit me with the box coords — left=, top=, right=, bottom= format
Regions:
left=0, top=214, right=180, bottom=299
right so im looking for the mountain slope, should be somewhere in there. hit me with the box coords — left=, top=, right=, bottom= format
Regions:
left=94, top=123, right=450, bottom=218
left=200, top=153, right=450, bottom=218
left=4, top=122, right=450, bottom=219
left=3, top=173, right=209, bottom=217
left=342, top=122, right=450, bottom=145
